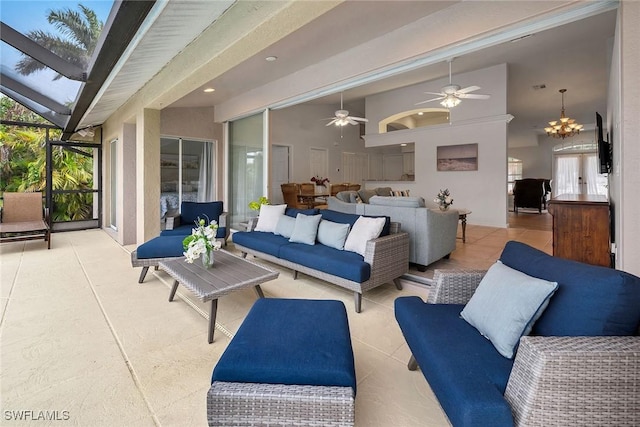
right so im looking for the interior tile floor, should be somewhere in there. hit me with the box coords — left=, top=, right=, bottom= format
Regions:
left=1, top=215, right=552, bottom=427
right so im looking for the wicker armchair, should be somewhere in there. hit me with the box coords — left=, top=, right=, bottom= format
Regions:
left=419, top=269, right=640, bottom=426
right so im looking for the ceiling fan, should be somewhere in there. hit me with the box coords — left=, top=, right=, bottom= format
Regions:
left=416, top=59, right=490, bottom=108
left=325, top=93, right=368, bottom=126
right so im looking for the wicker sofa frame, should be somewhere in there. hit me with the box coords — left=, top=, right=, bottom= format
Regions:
left=234, top=217, right=409, bottom=312
left=407, top=269, right=640, bottom=426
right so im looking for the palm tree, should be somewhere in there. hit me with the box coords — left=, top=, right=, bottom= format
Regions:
left=15, top=4, right=103, bottom=80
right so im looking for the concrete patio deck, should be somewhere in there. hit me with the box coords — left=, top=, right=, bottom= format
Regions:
left=1, top=223, right=551, bottom=426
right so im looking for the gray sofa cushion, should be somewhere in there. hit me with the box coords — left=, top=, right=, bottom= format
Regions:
left=336, top=191, right=358, bottom=203
left=369, top=196, right=426, bottom=208
left=375, top=187, right=393, bottom=196
left=357, top=189, right=377, bottom=203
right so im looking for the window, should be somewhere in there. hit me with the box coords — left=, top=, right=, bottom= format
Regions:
left=507, top=157, right=523, bottom=194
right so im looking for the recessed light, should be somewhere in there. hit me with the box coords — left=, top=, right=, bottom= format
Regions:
left=418, top=112, right=424, bottom=116
left=265, top=56, right=278, bottom=62
left=203, top=88, right=215, bottom=93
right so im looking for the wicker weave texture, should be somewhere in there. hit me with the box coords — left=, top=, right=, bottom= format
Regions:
left=207, top=382, right=355, bottom=427
left=427, top=269, right=486, bottom=304
left=506, top=336, right=640, bottom=426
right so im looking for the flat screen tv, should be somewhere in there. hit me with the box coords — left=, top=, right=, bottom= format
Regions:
left=596, top=112, right=611, bottom=174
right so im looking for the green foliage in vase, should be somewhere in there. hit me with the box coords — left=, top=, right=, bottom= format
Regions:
left=249, top=196, right=270, bottom=211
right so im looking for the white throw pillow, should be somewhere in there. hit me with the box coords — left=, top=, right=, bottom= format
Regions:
left=343, top=216, right=386, bottom=256
left=460, top=262, right=558, bottom=359
left=254, top=204, right=286, bottom=233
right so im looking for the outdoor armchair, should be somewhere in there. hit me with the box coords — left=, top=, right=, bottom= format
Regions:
left=0, top=192, right=51, bottom=249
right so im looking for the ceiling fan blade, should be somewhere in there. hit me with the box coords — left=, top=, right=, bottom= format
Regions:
left=347, top=118, right=358, bottom=125
left=415, top=96, right=445, bottom=105
left=424, top=91, right=445, bottom=96
left=325, top=118, right=338, bottom=126
left=456, top=85, right=481, bottom=94
left=349, top=116, right=368, bottom=122
left=458, top=93, right=490, bottom=99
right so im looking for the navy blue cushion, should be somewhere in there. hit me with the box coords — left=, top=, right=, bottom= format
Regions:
left=320, top=209, right=391, bottom=236
left=285, top=207, right=319, bottom=218
left=180, top=201, right=223, bottom=225
left=136, top=235, right=185, bottom=259
left=395, top=297, right=514, bottom=427
left=212, top=299, right=356, bottom=393
left=500, top=241, right=640, bottom=336
left=160, top=224, right=227, bottom=239
left=279, top=243, right=371, bottom=283
left=232, top=231, right=290, bottom=258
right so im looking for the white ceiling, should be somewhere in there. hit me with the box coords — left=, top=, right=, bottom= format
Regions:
left=80, top=1, right=617, bottom=145
left=167, top=3, right=616, bottom=144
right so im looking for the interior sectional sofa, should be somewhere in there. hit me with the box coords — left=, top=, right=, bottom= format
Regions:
left=395, top=241, right=640, bottom=427
left=232, top=207, right=409, bottom=312
left=328, top=194, right=458, bottom=271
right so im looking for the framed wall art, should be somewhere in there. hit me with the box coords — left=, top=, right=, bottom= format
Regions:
left=437, top=143, right=478, bottom=171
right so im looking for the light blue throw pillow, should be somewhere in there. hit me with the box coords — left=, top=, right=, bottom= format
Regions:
left=289, top=214, right=322, bottom=245
left=274, top=215, right=296, bottom=239
left=317, top=219, right=351, bottom=250
left=460, top=261, right=558, bottom=359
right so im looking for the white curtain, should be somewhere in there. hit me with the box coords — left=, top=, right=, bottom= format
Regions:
left=554, top=155, right=580, bottom=195
left=197, top=141, right=216, bottom=202
left=584, top=154, right=600, bottom=194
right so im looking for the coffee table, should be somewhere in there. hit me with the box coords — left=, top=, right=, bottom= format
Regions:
left=159, top=250, right=279, bottom=343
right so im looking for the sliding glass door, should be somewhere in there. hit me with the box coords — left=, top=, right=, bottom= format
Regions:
left=228, top=114, right=264, bottom=230
left=160, top=137, right=216, bottom=226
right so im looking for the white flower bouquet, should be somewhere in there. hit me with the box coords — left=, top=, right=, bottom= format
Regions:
left=182, top=217, right=221, bottom=264
left=434, top=189, right=454, bottom=210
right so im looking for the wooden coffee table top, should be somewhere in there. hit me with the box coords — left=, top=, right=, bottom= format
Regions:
left=159, top=250, right=279, bottom=302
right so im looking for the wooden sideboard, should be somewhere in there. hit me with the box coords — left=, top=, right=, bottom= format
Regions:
left=548, top=194, right=611, bottom=267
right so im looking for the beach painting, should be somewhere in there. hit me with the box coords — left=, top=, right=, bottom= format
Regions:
left=437, top=143, right=478, bottom=171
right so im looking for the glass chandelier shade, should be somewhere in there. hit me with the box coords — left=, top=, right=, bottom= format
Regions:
left=440, top=95, right=461, bottom=108
left=544, top=89, right=583, bottom=139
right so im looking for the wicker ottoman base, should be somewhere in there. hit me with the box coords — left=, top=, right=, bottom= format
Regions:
left=207, top=382, right=354, bottom=427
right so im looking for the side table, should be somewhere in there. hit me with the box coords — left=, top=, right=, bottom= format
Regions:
left=457, top=209, right=471, bottom=243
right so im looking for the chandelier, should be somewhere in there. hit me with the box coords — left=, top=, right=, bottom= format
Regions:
left=545, top=89, right=583, bottom=139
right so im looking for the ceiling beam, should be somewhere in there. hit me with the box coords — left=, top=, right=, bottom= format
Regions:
left=0, top=73, right=71, bottom=115
left=0, top=87, right=66, bottom=128
left=62, top=0, right=157, bottom=140
left=0, top=22, right=87, bottom=82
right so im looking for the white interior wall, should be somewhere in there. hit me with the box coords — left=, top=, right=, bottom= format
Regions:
left=364, top=64, right=508, bottom=227
left=270, top=104, right=366, bottom=187
left=610, top=2, right=640, bottom=274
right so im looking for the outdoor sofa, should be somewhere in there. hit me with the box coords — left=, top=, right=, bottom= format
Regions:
left=232, top=207, right=409, bottom=312
left=395, top=241, right=640, bottom=426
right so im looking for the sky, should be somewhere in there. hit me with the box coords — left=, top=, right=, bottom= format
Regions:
left=1, top=0, right=115, bottom=105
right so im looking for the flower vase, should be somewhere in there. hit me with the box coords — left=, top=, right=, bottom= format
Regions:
left=201, top=248, right=214, bottom=268
left=439, top=205, right=449, bottom=211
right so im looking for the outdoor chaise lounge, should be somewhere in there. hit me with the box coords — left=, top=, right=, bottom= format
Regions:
left=0, top=192, right=51, bottom=249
